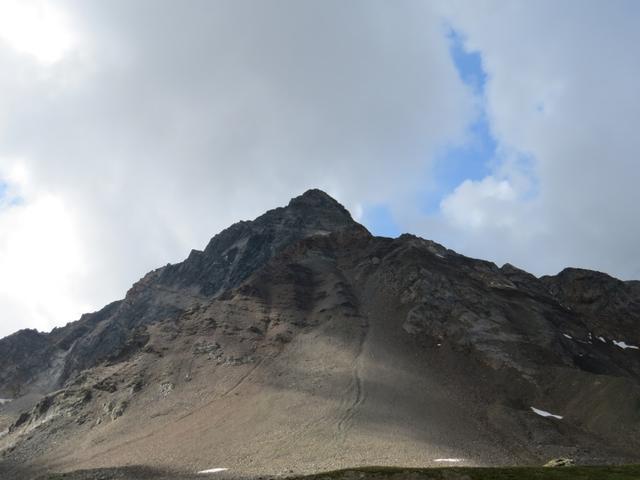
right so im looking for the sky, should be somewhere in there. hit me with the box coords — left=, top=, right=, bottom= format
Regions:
left=0, top=0, right=639, bottom=338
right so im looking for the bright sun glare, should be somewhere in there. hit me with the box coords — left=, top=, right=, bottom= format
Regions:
left=0, top=0, right=74, bottom=63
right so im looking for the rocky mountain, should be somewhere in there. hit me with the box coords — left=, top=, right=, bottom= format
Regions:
left=1, top=189, right=639, bottom=479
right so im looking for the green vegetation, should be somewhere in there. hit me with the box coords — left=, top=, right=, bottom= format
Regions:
left=40, top=465, right=640, bottom=480
left=295, top=465, right=640, bottom=480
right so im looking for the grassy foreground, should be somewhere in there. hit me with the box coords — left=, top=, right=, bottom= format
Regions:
left=33, top=465, right=640, bottom=480
left=294, top=465, right=640, bottom=480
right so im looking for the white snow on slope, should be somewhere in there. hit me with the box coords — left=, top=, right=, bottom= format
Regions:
left=531, top=407, right=563, bottom=419
left=198, top=468, right=228, bottom=474
left=562, top=333, right=573, bottom=339
left=0, top=399, right=12, bottom=405
left=613, top=340, right=639, bottom=350
left=434, top=458, right=463, bottom=463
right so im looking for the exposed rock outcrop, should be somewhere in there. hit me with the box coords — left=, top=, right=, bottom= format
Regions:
left=0, top=189, right=639, bottom=478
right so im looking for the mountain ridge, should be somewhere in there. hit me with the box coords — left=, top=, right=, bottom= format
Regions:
left=1, top=189, right=639, bottom=478
left=0, top=189, right=368, bottom=395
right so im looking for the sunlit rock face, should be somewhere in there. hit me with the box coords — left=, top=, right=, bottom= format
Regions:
left=1, top=190, right=639, bottom=478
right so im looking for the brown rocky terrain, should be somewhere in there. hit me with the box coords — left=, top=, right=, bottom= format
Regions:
left=1, top=189, right=639, bottom=479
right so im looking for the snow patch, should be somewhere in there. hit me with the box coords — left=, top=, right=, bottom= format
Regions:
left=0, top=399, right=12, bottom=405
left=613, top=340, right=639, bottom=350
left=198, top=468, right=228, bottom=474
left=562, top=333, right=573, bottom=340
left=434, top=458, right=463, bottom=463
left=597, top=336, right=606, bottom=343
left=531, top=406, right=563, bottom=419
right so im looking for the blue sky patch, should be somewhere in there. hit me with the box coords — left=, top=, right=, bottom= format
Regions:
left=447, top=28, right=487, bottom=94
left=361, top=204, right=402, bottom=238
left=362, top=27, right=499, bottom=234
left=417, top=27, right=497, bottom=214
left=0, top=179, right=23, bottom=208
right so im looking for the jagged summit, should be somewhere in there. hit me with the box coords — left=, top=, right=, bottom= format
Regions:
left=161, top=189, right=368, bottom=297
left=287, top=188, right=349, bottom=212
left=1, top=190, right=640, bottom=478
left=250, top=188, right=365, bottom=236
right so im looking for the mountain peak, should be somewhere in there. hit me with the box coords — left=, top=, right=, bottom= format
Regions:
left=3, top=188, right=640, bottom=476
left=284, top=188, right=354, bottom=224
left=288, top=188, right=343, bottom=208
left=254, top=188, right=363, bottom=235
left=154, top=189, right=368, bottom=299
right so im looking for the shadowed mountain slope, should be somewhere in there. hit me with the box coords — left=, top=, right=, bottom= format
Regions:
left=1, top=190, right=639, bottom=478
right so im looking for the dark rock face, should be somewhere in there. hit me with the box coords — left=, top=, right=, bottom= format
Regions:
left=542, top=268, right=640, bottom=343
left=0, top=330, right=54, bottom=398
left=0, top=190, right=367, bottom=392
left=0, top=189, right=639, bottom=474
left=157, top=188, right=366, bottom=296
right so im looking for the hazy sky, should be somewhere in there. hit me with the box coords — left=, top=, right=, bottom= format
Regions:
left=0, top=0, right=639, bottom=338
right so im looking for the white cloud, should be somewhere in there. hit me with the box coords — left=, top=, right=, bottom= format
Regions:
left=0, top=173, right=89, bottom=333
left=0, top=0, right=76, bottom=64
left=441, top=177, right=517, bottom=230
left=0, top=1, right=476, bottom=337
left=424, top=0, right=640, bottom=279
left=1, top=0, right=638, bottom=339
